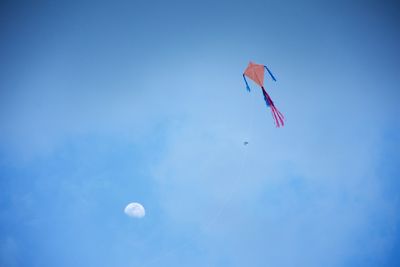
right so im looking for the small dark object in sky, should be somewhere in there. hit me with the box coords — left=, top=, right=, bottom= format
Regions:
left=244, top=141, right=249, bottom=145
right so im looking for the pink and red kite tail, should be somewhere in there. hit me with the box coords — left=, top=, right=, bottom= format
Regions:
left=262, top=66, right=284, bottom=127
left=261, top=86, right=285, bottom=127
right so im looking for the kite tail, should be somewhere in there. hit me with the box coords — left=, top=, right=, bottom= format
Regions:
left=264, top=66, right=277, bottom=82
left=243, top=74, right=251, bottom=92
left=261, top=87, right=284, bottom=127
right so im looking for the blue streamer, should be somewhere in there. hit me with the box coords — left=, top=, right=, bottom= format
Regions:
left=262, top=90, right=271, bottom=106
left=264, top=66, right=277, bottom=82
left=243, top=74, right=251, bottom=92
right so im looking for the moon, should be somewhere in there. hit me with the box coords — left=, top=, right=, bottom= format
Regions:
left=124, top=202, right=145, bottom=218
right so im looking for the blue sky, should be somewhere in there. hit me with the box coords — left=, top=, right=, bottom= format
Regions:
left=0, top=0, right=399, bottom=266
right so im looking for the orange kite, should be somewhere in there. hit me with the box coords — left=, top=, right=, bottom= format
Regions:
left=243, top=62, right=285, bottom=127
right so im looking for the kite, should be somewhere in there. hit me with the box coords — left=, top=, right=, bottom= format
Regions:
left=243, top=62, right=285, bottom=127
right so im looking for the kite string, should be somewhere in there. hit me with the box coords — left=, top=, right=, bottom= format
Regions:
left=201, top=80, right=259, bottom=231
left=201, top=139, right=249, bottom=232
left=199, top=100, right=257, bottom=237
left=139, top=109, right=256, bottom=267
left=139, top=145, right=251, bottom=267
